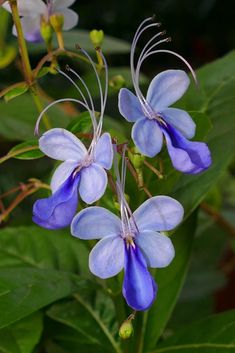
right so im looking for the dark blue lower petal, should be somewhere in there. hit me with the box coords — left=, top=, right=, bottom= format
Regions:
left=163, top=124, right=212, bottom=174
left=123, top=243, right=157, bottom=311
left=33, top=173, right=80, bottom=230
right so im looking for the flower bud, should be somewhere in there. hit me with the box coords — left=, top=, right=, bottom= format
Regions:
left=50, top=13, right=64, bottom=32
left=40, top=18, right=53, bottom=45
left=119, top=319, right=134, bottom=340
left=90, top=29, right=104, bottom=47
left=109, top=75, right=126, bottom=90
left=128, top=147, right=145, bottom=169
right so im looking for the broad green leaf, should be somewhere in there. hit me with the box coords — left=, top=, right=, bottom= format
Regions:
left=152, top=310, right=235, bottom=353
left=2, top=83, right=29, bottom=103
left=0, top=312, right=43, bottom=353
left=6, top=139, right=43, bottom=160
left=0, top=226, right=89, bottom=273
left=142, top=214, right=197, bottom=352
left=0, top=267, right=87, bottom=329
left=0, top=226, right=91, bottom=328
left=47, top=291, right=120, bottom=353
left=0, top=94, right=71, bottom=141
left=27, top=29, right=130, bottom=54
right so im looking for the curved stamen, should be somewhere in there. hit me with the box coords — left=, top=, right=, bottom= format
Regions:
left=138, top=30, right=167, bottom=64
left=77, top=46, right=105, bottom=122
left=34, top=98, right=91, bottom=135
left=57, top=68, right=97, bottom=131
left=139, top=49, right=198, bottom=85
left=95, top=48, right=108, bottom=139
left=66, top=66, right=97, bottom=126
left=135, top=37, right=172, bottom=86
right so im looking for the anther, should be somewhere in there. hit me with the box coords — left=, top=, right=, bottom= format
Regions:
left=151, top=14, right=156, bottom=21
left=166, top=37, right=172, bottom=42
left=161, top=30, right=167, bottom=36
left=65, top=64, right=70, bottom=71
left=75, top=43, right=81, bottom=50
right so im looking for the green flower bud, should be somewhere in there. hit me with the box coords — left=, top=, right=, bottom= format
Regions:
left=50, top=13, right=64, bottom=32
left=119, top=319, right=134, bottom=340
left=90, top=29, right=104, bottom=47
left=128, top=147, right=145, bottom=169
left=40, top=18, right=53, bottom=45
left=109, top=75, right=126, bottom=90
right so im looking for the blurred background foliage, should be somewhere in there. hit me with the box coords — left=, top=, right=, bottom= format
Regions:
left=0, top=0, right=235, bottom=352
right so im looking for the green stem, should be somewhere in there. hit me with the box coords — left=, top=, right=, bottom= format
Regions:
left=9, top=0, right=33, bottom=83
left=56, top=30, right=65, bottom=50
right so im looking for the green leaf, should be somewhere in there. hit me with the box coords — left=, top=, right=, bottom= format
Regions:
left=0, top=226, right=89, bottom=273
left=0, top=226, right=91, bottom=328
left=7, top=139, right=44, bottom=160
left=141, top=214, right=197, bottom=352
left=27, top=29, right=130, bottom=54
left=152, top=310, right=235, bottom=353
left=0, top=267, right=87, bottom=329
left=47, top=291, right=120, bottom=353
left=0, top=312, right=43, bottom=353
left=3, top=83, right=29, bottom=103
left=0, top=94, right=71, bottom=141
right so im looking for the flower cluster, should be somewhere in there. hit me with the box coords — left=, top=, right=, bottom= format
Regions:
left=32, top=17, right=212, bottom=311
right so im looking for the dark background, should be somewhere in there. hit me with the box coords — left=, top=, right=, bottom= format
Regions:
left=72, top=0, right=234, bottom=68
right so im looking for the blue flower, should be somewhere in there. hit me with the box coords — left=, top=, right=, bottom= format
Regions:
left=33, top=129, right=113, bottom=229
left=71, top=195, right=183, bottom=310
left=3, top=0, right=78, bottom=42
left=118, top=18, right=211, bottom=174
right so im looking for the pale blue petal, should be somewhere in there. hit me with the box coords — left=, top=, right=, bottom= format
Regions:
left=39, top=128, right=87, bottom=162
left=60, top=8, right=79, bottom=30
left=71, top=206, right=122, bottom=239
left=146, top=70, right=190, bottom=111
left=132, top=118, right=163, bottom=157
left=94, top=133, right=113, bottom=170
left=123, top=244, right=157, bottom=311
left=89, top=235, right=125, bottom=279
left=136, top=231, right=175, bottom=268
left=161, top=108, right=196, bottom=139
left=50, top=161, right=78, bottom=193
left=3, top=0, right=46, bottom=16
left=118, top=88, right=145, bottom=122
left=13, top=16, right=42, bottom=42
left=79, top=163, right=107, bottom=204
left=133, top=196, right=184, bottom=232
left=163, top=126, right=212, bottom=174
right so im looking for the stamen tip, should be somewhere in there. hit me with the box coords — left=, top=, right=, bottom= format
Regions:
left=65, top=64, right=70, bottom=71
left=75, top=43, right=81, bottom=50
left=166, top=37, right=172, bottom=42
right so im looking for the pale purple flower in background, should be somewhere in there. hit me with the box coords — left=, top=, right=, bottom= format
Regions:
left=71, top=148, right=184, bottom=310
left=3, top=0, right=78, bottom=42
left=33, top=49, right=112, bottom=229
left=118, top=17, right=212, bottom=174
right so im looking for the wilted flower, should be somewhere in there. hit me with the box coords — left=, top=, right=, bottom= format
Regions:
left=118, top=17, right=211, bottom=174
left=33, top=49, right=112, bottom=229
left=71, top=148, right=183, bottom=310
left=3, top=0, right=78, bottom=42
